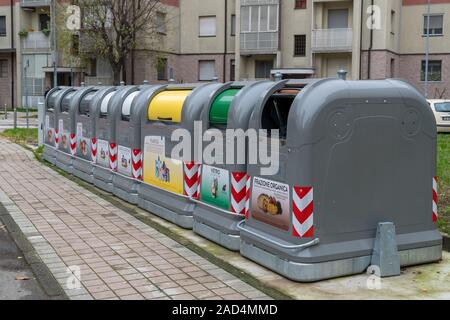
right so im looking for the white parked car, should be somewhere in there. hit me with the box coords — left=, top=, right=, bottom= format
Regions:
left=428, top=99, right=450, bottom=133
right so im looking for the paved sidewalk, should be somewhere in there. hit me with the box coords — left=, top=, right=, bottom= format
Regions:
left=0, top=139, right=269, bottom=300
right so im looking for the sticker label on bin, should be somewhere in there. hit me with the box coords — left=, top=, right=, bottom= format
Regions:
left=200, top=165, right=230, bottom=210
left=251, top=177, right=290, bottom=231
left=118, top=146, right=132, bottom=176
left=97, top=139, right=110, bottom=168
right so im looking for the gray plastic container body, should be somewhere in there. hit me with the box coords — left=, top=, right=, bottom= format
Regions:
left=138, top=83, right=223, bottom=229
left=111, top=85, right=165, bottom=204
left=92, top=87, right=123, bottom=193
left=43, top=87, right=66, bottom=164
left=239, top=79, right=443, bottom=282
left=193, top=81, right=275, bottom=251
left=72, top=87, right=115, bottom=184
left=54, top=87, right=80, bottom=173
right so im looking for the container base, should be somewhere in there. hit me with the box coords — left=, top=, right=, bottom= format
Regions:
left=93, top=165, right=114, bottom=193
left=138, top=196, right=194, bottom=229
left=43, top=145, right=56, bottom=165
left=240, top=240, right=443, bottom=283
left=193, top=221, right=240, bottom=251
left=113, top=186, right=139, bottom=205
left=112, top=175, right=140, bottom=205
left=55, top=151, right=73, bottom=174
left=72, top=158, right=94, bottom=184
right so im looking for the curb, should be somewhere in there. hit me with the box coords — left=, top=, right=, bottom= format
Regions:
left=0, top=202, right=68, bottom=300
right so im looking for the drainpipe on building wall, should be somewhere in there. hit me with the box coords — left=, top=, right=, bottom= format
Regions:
left=277, top=0, right=282, bottom=72
left=131, top=0, right=136, bottom=84
left=223, top=0, right=228, bottom=82
left=10, top=0, right=15, bottom=111
left=367, top=0, right=374, bottom=79
left=359, top=0, right=364, bottom=80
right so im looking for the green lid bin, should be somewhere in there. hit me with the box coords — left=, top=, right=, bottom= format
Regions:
left=209, top=89, right=241, bottom=125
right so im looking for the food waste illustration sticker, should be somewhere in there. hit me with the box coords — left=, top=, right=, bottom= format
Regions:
left=143, top=136, right=184, bottom=195
left=251, top=177, right=290, bottom=231
left=118, top=146, right=132, bottom=176
left=97, top=139, right=110, bottom=167
left=200, top=165, right=230, bottom=210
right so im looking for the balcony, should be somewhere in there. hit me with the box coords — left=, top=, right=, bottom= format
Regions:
left=21, top=32, right=51, bottom=53
left=20, top=0, right=50, bottom=7
left=312, top=28, right=353, bottom=53
left=240, top=31, right=279, bottom=55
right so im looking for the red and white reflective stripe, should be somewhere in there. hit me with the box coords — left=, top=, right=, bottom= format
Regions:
left=292, top=186, right=314, bottom=238
left=132, top=149, right=143, bottom=180
left=70, top=133, right=76, bottom=156
left=109, top=143, right=118, bottom=171
left=433, top=177, right=439, bottom=223
left=184, top=162, right=200, bottom=199
left=197, top=165, right=202, bottom=199
left=55, top=129, right=59, bottom=147
left=245, top=176, right=251, bottom=219
left=231, top=172, right=247, bottom=215
left=91, top=138, right=97, bottom=162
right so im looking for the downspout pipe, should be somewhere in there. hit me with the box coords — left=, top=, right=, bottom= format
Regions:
left=223, top=0, right=228, bottom=82
left=367, top=0, right=374, bottom=79
left=359, top=0, right=364, bottom=80
left=10, top=0, right=14, bottom=110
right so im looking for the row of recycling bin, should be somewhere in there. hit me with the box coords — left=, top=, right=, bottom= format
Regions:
left=43, top=79, right=443, bottom=282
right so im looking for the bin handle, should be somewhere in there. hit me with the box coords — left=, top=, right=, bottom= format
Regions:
left=237, top=220, right=320, bottom=250
left=158, top=117, right=173, bottom=121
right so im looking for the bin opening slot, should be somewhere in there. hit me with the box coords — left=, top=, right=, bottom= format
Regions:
left=61, top=91, right=76, bottom=113
left=79, top=91, right=98, bottom=116
left=100, top=91, right=116, bottom=118
left=148, top=90, right=192, bottom=123
left=46, top=89, right=62, bottom=112
left=209, top=88, right=241, bottom=128
left=261, top=89, right=301, bottom=142
left=121, top=91, right=140, bottom=121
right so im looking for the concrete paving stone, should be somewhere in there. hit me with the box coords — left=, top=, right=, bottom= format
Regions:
left=114, top=287, right=139, bottom=297
left=120, top=294, right=145, bottom=300
left=183, top=284, right=208, bottom=293
left=163, top=287, right=187, bottom=296
left=91, top=290, right=118, bottom=300
left=107, top=281, right=133, bottom=291
left=141, top=290, right=167, bottom=299
left=86, top=284, right=111, bottom=294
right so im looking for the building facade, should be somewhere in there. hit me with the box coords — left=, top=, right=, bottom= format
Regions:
left=1, top=0, right=450, bottom=109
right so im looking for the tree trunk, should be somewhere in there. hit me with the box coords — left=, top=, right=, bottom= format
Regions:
left=112, top=65, right=121, bottom=85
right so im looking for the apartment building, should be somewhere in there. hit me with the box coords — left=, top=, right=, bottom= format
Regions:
left=1, top=0, right=450, bottom=109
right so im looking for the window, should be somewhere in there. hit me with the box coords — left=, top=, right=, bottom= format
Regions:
left=199, top=60, right=215, bottom=81
left=199, top=16, right=216, bottom=37
left=295, top=0, right=307, bottom=10
left=241, top=5, right=278, bottom=33
left=294, top=35, right=306, bottom=56
left=39, top=14, right=50, bottom=31
left=390, top=58, right=395, bottom=78
left=328, top=9, right=349, bottom=29
left=423, top=14, right=443, bottom=36
left=89, top=58, right=97, bottom=76
left=230, top=60, right=235, bottom=81
left=0, top=60, right=8, bottom=78
left=231, top=15, right=236, bottom=36
left=255, top=60, right=273, bottom=79
left=434, top=102, right=450, bottom=112
left=421, top=60, right=442, bottom=82
left=156, top=12, right=166, bottom=34
left=0, top=16, right=6, bottom=37
left=157, top=58, right=168, bottom=81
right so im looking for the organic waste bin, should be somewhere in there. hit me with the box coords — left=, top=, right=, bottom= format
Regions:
left=112, top=84, right=166, bottom=204
left=43, top=87, right=74, bottom=165
left=192, top=81, right=275, bottom=251
left=138, top=83, right=223, bottom=229
left=238, top=79, right=443, bottom=282
left=72, top=87, right=116, bottom=183
left=92, top=87, right=120, bottom=192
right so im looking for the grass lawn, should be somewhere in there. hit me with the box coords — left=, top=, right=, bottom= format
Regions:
left=1, top=128, right=38, bottom=145
left=437, top=134, right=450, bottom=235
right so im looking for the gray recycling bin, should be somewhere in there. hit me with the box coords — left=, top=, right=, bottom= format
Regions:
left=112, top=84, right=166, bottom=204
left=72, top=87, right=116, bottom=184
left=43, top=87, right=75, bottom=165
left=238, top=79, right=442, bottom=282
left=91, top=87, right=121, bottom=193
left=54, top=87, right=80, bottom=174
left=192, top=81, right=275, bottom=251
left=138, top=83, right=223, bottom=229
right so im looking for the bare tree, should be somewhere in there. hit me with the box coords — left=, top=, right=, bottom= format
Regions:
left=73, top=0, right=162, bottom=84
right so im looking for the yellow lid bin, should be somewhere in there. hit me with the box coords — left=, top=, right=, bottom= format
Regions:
left=148, top=90, right=192, bottom=123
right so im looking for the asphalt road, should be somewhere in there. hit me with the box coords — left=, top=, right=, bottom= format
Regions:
left=0, top=225, right=49, bottom=300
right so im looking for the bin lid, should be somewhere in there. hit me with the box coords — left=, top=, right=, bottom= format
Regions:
left=209, top=89, right=240, bottom=125
left=100, top=91, right=116, bottom=114
left=148, top=90, right=192, bottom=123
left=122, top=91, right=140, bottom=117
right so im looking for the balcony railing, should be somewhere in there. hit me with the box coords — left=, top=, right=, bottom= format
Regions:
left=20, top=0, right=51, bottom=7
left=312, top=28, right=353, bottom=52
left=21, top=32, right=51, bottom=52
left=240, top=31, right=279, bottom=54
